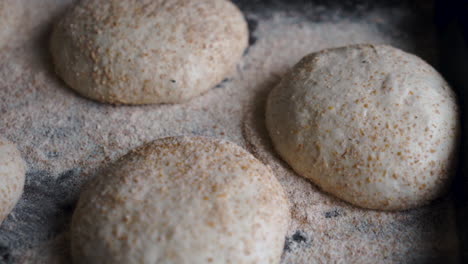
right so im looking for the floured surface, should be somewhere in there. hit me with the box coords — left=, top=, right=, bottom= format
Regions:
left=0, top=0, right=459, bottom=263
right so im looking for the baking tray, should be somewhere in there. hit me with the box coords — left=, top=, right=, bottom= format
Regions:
left=436, top=0, right=468, bottom=262
left=0, top=0, right=463, bottom=263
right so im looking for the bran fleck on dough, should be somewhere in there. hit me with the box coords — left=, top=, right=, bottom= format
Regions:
left=50, top=0, right=248, bottom=105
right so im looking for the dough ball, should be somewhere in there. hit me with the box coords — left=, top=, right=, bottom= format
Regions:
left=50, top=0, right=248, bottom=105
left=0, top=0, right=22, bottom=49
left=71, top=136, right=289, bottom=263
left=266, top=44, right=460, bottom=211
left=0, top=137, right=26, bottom=223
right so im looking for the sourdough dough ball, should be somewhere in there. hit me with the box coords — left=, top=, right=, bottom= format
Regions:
left=50, top=0, right=248, bottom=104
left=266, top=44, right=460, bottom=211
left=0, top=0, right=22, bottom=49
left=71, top=136, right=289, bottom=264
left=0, top=137, right=26, bottom=223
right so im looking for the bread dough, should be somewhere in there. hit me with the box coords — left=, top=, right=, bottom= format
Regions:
left=71, top=136, right=289, bottom=263
left=0, top=136, right=26, bottom=223
left=50, top=0, right=248, bottom=105
left=266, top=44, right=460, bottom=211
left=0, top=0, right=22, bottom=49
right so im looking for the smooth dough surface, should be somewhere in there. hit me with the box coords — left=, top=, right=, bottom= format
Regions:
left=0, top=0, right=22, bottom=49
left=71, top=136, right=289, bottom=264
left=0, top=136, right=26, bottom=224
left=50, top=0, right=248, bottom=105
left=266, top=44, right=460, bottom=211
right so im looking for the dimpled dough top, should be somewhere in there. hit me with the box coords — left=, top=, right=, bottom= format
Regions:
left=71, top=136, right=290, bottom=264
left=0, top=137, right=26, bottom=224
left=0, top=0, right=21, bottom=49
left=50, top=0, right=248, bottom=104
left=266, top=44, right=460, bottom=211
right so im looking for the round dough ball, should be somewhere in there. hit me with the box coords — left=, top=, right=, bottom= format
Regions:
left=0, top=0, right=22, bottom=49
left=71, top=136, right=289, bottom=263
left=0, top=137, right=26, bottom=223
left=266, top=44, right=460, bottom=211
left=50, top=0, right=248, bottom=105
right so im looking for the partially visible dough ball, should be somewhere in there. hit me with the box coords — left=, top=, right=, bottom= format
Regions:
left=71, top=136, right=289, bottom=263
left=0, top=137, right=26, bottom=223
left=50, top=0, right=248, bottom=104
left=0, top=0, right=22, bottom=49
left=266, top=44, right=460, bottom=211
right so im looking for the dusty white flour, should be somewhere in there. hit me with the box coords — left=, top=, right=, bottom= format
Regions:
left=0, top=0, right=459, bottom=263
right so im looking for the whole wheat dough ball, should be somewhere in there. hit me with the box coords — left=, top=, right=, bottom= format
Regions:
left=50, top=0, right=248, bottom=105
left=266, top=44, right=460, bottom=211
left=0, top=137, right=26, bottom=223
left=71, top=136, right=289, bottom=264
left=0, top=0, right=22, bottom=49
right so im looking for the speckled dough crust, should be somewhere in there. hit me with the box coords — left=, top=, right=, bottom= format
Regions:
left=0, top=137, right=26, bottom=224
left=266, top=44, right=460, bottom=211
left=50, top=0, right=248, bottom=105
left=0, top=0, right=22, bottom=49
left=71, top=136, right=289, bottom=264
